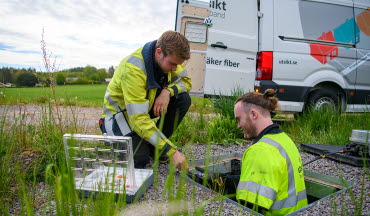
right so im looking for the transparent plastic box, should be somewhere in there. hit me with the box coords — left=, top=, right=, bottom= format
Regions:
left=63, top=134, right=153, bottom=201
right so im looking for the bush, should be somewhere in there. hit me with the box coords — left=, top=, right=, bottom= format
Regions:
left=207, top=115, right=244, bottom=144
left=68, top=78, right=90, bottom=85
left=36, top=96, right=49, bottom=104
left=16, top=73, right=38, bottom=87
left=213, top=88, right=244, bottom=118
left=89, top=74, right=100, bottom=82
left=56, top=72, right=66, bottom=85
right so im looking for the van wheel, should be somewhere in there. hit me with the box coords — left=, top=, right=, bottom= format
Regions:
left=305, top=88, right=340, bottom=112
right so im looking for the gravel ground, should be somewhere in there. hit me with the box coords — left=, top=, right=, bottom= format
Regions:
left=2, top=105, right=369, bottom=215
left=126, top=144, right=370, bottom=216
left=9, top=144, right=369, bottom=216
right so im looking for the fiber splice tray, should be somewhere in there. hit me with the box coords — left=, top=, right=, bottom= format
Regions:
left=63, top=134, right=153, bottom=202
left=186, top=153, right=354, bottom=215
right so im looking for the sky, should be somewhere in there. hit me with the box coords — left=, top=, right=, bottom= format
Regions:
left=0, top=0, right=181, bottom=71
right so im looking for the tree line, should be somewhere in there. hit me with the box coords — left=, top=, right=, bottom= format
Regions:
left=0, top=65, right=115, bottom=87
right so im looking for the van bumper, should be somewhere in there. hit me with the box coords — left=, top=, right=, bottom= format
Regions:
left=278, top=101, right=304, bottom=112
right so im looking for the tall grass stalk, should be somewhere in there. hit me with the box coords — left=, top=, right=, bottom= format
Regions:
left=17, top=167, right=34, bottom=216
left=0, top=107, right=15, bottom=203
left=40, top=28, right=66, bottom=134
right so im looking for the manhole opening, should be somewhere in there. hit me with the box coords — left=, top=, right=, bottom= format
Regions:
left=187, top=153, right=353, bottom=215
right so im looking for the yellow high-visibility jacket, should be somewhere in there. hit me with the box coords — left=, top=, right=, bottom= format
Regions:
left=102, top=40, right=192, bottom=157
left=237, top=130, right=308, bottom=215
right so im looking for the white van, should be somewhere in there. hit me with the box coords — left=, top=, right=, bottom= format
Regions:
left=176, top=0, right=370, bottom=113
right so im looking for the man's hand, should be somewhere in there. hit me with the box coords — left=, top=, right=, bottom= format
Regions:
left=171, top=150, right=188, bottom=171
left=154, top=89, right=171, bottom=117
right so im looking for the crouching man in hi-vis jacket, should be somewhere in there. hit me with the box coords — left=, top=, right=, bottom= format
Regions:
left=99, top=31, right=191, bottom=170
left=234, top=89, right=308, bottom=215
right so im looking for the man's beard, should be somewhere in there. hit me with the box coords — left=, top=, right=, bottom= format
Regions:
left=244, top=117, right=258, bottom=139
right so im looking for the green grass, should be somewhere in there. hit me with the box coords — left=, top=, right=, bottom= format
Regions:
left=0, top=85, right=215, bottom=111
left=0, top=87, right=369, bottom=215
left=281, top=109, right=370, bottom=145
left=0, top=84, right=107, bottom=107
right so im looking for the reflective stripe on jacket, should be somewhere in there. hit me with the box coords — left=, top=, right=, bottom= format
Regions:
left=236, top=132, right=308, bottom=215
left=102, top=41, right=192, bottom=157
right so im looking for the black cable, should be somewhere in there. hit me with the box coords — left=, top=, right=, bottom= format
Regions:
left=303, top=150, right=344, bottom=166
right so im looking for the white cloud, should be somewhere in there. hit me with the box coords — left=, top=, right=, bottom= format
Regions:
left=0, top=0, right=177, bottom=70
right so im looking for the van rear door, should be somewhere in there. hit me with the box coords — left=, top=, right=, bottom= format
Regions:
left=205, top=0, right=258, bottom=96
left=353, top=0, right=370, bottom=111
left=175, top=0, right=209, bottom=97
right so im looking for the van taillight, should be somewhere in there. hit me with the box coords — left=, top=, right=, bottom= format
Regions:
left=256, top=52, right=273, bottom=80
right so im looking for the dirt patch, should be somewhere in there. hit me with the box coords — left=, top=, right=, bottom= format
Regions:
left=0, top=104, right=103, bottom=134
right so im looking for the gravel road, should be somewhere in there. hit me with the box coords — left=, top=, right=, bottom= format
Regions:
left=3, top=105, right=369, bottom=215
left=0, top=104, right=102, bottom=134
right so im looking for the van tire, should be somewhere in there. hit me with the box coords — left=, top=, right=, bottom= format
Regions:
left=305, top=88, right=340, bottom=112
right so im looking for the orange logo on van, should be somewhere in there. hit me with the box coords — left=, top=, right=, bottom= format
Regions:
left=357, top=9, right=370, bottom=36
left=310, top=31, right=338, bottom=64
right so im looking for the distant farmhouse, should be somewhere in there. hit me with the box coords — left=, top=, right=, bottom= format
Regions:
left=66, top=77, right=79, bottom=82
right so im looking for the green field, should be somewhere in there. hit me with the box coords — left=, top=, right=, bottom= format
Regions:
left=0, top=84, right=215, bottom=111
left=0, top=84, right=108, bottom=107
